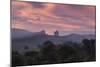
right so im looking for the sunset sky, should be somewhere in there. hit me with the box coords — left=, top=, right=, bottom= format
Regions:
left=11, top=1, right=96, bottom=35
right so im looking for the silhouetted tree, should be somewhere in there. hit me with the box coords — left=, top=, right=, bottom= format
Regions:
left=24, top=50, right=40, bottom=65
left=12, top=51, right=25, bottom=66
left=89, top=39, right=96, bottom=60
left=40, top=41, right=57, bottom=63
left=82, top=39, right=90, bottom=52
left=82, top=39, right=96, bottom=61
left=24, top=46, right=29, bottom=50
left=24, top=50, right=38, bottom=57
left=57, top=43, right=76, bottom=63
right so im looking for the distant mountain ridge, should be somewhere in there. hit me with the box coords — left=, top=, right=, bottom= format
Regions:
left=12, top=28, right=95, bottom=40
left=12, top=28, right=95, bottom=53
left=12, top=28, right=95, bottom=43
left=12, top=28, right=46, bottom=39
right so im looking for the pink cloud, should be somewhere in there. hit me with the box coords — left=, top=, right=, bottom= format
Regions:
left=11, top=1, right=96, bottom=35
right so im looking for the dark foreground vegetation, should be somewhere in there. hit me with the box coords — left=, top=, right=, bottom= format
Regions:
left=11, top=39, right=96, bottom=67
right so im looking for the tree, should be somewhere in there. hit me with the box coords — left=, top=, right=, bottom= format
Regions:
left=57, top=44, right=76, bottom=62
left=12, top=51, right=25, bottom=66
left=89, top=39, right=96, bottom=60
left=24, top=51, right=38, bottom=57
left=82, top=39, right=96, bottom=61
left=82, top=39, right=90, bottom=52
left=24, top=46, right=29, bottom=50
left=24, top=50, right=40, bottom=65
left=40, top=41, right=57, bottom=63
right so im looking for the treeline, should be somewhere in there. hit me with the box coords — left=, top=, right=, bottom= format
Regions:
left=12, top=39, right=96, bottom=67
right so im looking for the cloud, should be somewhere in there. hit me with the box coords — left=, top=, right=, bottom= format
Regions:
left=11, top=1, right=96, bottom=35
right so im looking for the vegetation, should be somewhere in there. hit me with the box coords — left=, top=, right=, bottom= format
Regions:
left=12, top=39, right=96, bottom=67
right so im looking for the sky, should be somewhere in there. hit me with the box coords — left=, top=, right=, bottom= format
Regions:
left=11, top=1, right=96, bottom=35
